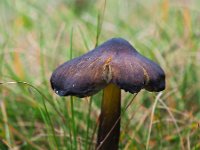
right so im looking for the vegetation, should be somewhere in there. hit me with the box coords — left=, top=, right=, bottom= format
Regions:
left=0, top=0, right=200, bottom=149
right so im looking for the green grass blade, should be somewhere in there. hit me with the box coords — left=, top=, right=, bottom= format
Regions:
left=95, top=0, right=107, bottom=47
left=69, top=27, right=77, bottom=150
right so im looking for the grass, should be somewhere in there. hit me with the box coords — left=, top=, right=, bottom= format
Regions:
left=0, top=0, right=200, bottom=149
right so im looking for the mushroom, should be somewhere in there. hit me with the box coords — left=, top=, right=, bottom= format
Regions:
left=50, top=38, right=165, bottom=150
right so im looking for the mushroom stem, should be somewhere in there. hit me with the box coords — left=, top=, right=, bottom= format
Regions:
left=96, top=83, right=121, bottom=150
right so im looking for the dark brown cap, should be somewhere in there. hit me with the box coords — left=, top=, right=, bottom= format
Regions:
left=50, top=38, right=165, bottom=97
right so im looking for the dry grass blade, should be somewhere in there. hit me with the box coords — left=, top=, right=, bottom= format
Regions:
left=1, top=100, right=11, bottom=147
left=146, top=92, right=162, bottom=150
left=158, top=98, right=184, bottom=149
left=8, top=125, right=43, bottom=150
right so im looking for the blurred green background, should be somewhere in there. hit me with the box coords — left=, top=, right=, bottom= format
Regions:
left=0, top=0, right=200, bottom=149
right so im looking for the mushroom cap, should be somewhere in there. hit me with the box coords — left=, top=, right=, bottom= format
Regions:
left=50, top=38, right=165, bottom=97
